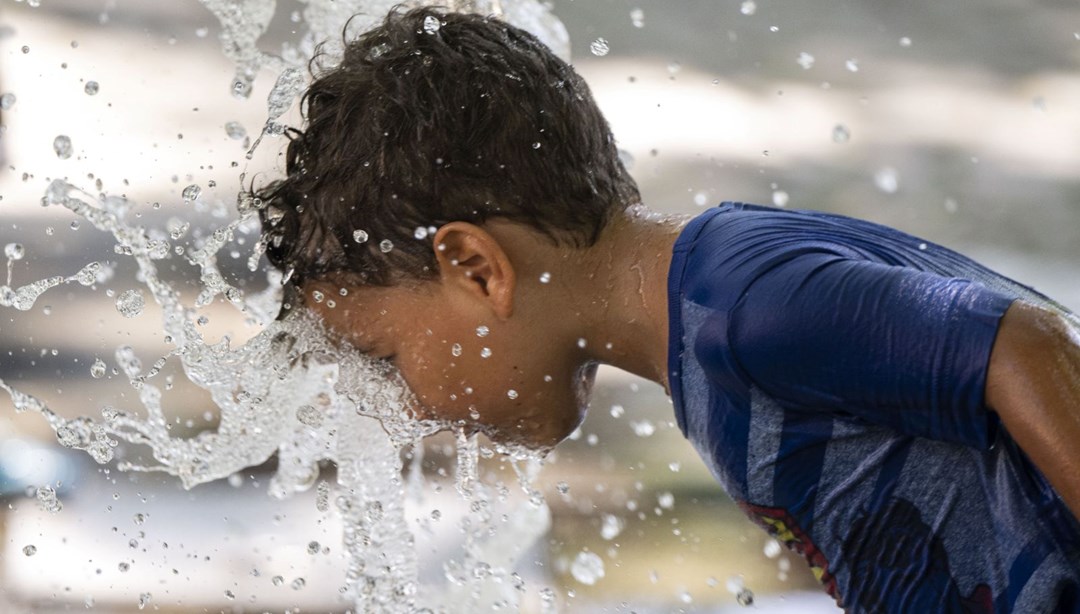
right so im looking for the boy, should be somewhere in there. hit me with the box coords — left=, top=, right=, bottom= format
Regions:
left=256, top=6, right=1080, bottom=611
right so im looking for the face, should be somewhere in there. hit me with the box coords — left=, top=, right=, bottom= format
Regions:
left=305, top=221, right=595, bottom=449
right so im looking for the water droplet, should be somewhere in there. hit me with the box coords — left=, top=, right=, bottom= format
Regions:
left=540, top=587, right=556, bottom=603
left=271, top=575, right=285, bottom=587
left=832, top=124, right=850, bottom=143
left=379, top=239, right=394, bottom=253
left=589, top=38, right=610, bottom=57
left=539, top=272, right=551, bottom=284
left=726, top=575, right=745, bottom=594
left=899, top=36, right=913, bottom=47
left=600, top=514, right=623, bottom=540
left=577, top=338, right=587, bottom=349
left=657, top=491, right=674, bottom=509
left=116, top=289, right=145, bottom=318
left=532, top=141, right=542, bottom=150
left=570, top=550, right=605, bottom=585
left=631, top=420, right=655, bottom=437
left=5, top=243, right=25, bottom=260
left=479, top=347, right=492, bottom=359
left=845, top=58, right=859, bottom=72
left=118, top=561, right=130, bottom=572
left=556, top=481, right=569, bottom=494
left=874, top=167, right=899, bottom=194
left=0, top=93, right=16, bottom=110
left=296, top=405, right=323, bottom=427
left=451, top=343, right=463, bottom=357
left=36, top=485, right=63, bottom=513
left=353, top=229, right=369, bottom=243
left=291, top=577, right=306, bottom=590
left=796, top=52, right=815, bottom=70
left=21, top=45, right=29, bottom=54
left=88, top=357, right=107, bottom=379
left=507, top=389, right=518, bottom=400
left=224, top=589, right=235, bottom=600
left=629, top=8, right=645, bottom=28
left=225, top=121, right=246, bottom=140
left=182, top=184, right=202, bottom=202
left=413, top=226, right=428, bottom=240
left=53, top=135, right=73, bottom=159
left=772, top=190, right=789, bottom=207
left=137, top=592, right=151, bottom=610
left=133, top=512, right=145, bottom=525
left=475, top=325, right=489, bottom=337
left=423, top=15, right=441, bottom=34
left=763, top=538, right=782, bottom=558
left=918, top=242, right=928, bottom=251
left=737, top=589, right=755, bottom=606
left=84, top=80, right=99, bottom=95
left=23, top=544, right=37, bottom=556
left=693, top=191, right=709, bottom=206
left=307, top=540, right=320, bottom=554
left=740, top=0, right=756, bottom=15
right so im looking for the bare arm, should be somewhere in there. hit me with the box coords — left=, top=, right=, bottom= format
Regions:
left=986, top=300, right=1080, bottom=520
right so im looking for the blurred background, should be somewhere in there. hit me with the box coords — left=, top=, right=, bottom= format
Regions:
left=1, top=0, right=1078, bottom=612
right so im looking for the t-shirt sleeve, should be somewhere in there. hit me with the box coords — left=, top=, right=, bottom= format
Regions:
left=726, top=252, right=1017, bottom=448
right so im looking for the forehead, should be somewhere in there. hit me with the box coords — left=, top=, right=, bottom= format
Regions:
left=313, top=281, right=434, bottom=339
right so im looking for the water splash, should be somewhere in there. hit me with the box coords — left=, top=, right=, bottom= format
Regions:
left=0, top=1, right=573, bottom=610
left=2, top=175, right=552, bottom=612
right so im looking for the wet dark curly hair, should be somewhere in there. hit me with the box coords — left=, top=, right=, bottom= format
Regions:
left=254, top=4, right=640, bottom=290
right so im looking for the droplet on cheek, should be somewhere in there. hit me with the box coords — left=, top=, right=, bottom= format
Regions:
left=507, top=389, right=518, bottom=399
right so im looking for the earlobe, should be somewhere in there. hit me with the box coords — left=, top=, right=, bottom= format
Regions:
left=433, top=222, right=515, bottom=320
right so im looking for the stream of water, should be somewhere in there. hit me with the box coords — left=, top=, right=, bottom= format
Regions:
left=0, top=1, right=573, bottom=611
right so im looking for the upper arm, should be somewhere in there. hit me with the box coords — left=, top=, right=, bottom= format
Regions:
left=986, top=301, right=1080, bottom=518
left=728, top=253, right=1016, bottom=447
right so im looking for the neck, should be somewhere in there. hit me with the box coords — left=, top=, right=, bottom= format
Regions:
left=567, top=205, right=691, bottom=392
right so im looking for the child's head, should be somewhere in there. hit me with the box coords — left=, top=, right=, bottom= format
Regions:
left=256, top=6, right=642, bottom=447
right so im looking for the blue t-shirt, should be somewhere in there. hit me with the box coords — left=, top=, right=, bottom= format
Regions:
left=667, top=202, right=1080, bottom=613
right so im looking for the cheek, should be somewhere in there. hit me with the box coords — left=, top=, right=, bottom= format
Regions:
left=394, top=334, right=490, bottom=420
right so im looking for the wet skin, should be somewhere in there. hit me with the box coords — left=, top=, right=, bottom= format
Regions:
left=305, top=208, right=688, bottom=449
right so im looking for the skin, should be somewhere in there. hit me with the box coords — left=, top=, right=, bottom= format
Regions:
left=306, top=205, right=688, bottom=449
left=306, top=205, right=1080, bottom=520
left=986, top=301, right=1080, bottom=520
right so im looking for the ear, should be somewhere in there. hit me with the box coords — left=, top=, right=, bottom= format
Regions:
left=433, top=221, right=515, bottom=320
